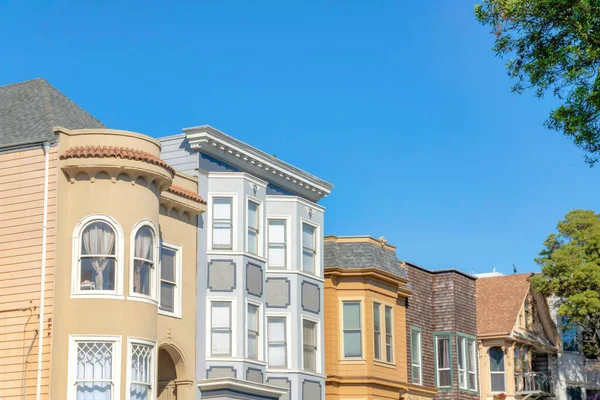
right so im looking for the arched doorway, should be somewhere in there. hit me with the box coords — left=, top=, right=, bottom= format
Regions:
left=157, top=348, right=178, bottom=400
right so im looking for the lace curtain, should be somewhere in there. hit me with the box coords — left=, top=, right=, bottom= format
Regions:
left=134, top=227, right=153, bottom=294
left=82, top=222, right=116, bottom=290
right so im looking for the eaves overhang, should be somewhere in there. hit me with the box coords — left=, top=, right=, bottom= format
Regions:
left=184, top=125, right=333, bottom=203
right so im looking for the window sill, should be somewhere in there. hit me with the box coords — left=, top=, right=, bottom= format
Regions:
left=207, top=250, right=268, bottom=263
left=128, top=294, right=158, bottom=306
left=340, top=358, right=366, bottom=365
left=158, top=309, right=182, bottom=319
left=70, top=293, right=124, bottom=300
left=207, top=357, right=268, bottom=366
left=373, top=360, right=396, bottom=369
left=266, top=269, right=325, bottom=282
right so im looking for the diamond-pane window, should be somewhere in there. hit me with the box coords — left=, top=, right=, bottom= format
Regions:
left=130, top=343, right=153, bottom=399
left=75, top=341, right=114, bottom=399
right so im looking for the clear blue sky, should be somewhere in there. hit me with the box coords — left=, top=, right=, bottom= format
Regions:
left=2, top=0, right=597, bottom=274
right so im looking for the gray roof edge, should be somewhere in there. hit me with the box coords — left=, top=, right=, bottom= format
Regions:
left=403, top=260, right=477, bottom=280
left=183, top=124, right=334, bottom=191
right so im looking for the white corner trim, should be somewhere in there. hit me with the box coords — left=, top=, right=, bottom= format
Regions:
left=197, top=378, right=288, bottom=398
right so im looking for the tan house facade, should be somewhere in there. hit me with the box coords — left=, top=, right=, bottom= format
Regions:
left=323, top=235, right=437, bottom=400
left=476, top=274, right=560, bottom=400
left=0, top=79, right=205, bottom=400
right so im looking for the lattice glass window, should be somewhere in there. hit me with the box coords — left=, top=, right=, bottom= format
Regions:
left=267, top=220, right=286, bottom=268
left=133, top=226, right=154, bottom=296
left=75, top=341, right=114, bottom=399
left=130, top=343, right=153, bottom=400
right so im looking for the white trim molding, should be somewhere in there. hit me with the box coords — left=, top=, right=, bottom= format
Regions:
left=197, top=378, right=288, bottom=399
left=129, top=219, right=160, bottom=304
left=158, top=241, right=183, bottom=318
left=185, top=125, right=333, bottom=202
left=126, top=337, right=158, bottom=400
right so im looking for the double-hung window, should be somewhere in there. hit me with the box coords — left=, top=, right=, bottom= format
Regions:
left=458, top=336, right=467, bottom=389
left=411, top=328, right=422, bottom=384
left=434, top=333, right=452, bottom=388
left=211, top=302, right=232, bottom=356
left=132, top=225, right=156, bottom=298
left=342, top=301, right=362, bottom=358
left=489, top=347, right=505, bottom=392
left=302, top=223, right=316, bottom=274
left=384, top=306, right=393, bottom=362
left=213, top=198, right=233, bottom=250
left=71, top=337, right=120, bottom=399
left=373, top=302, right=382, bottom=360
left=267, top=220, right=286, bottom=268
left=247, top=201, right=260, bottom=255
left=247, top=303, right=260, bottom=359
left=268, top=317, right=287, bottom=368
left=128, top=341, right=154, bottom=400
left=79, top=220, right=117, bottom=292
left=159, top=244, right=180, bottom=316
left=458, top=335, right=478, bottom=391
left=303, top=319, right=318, bottom=372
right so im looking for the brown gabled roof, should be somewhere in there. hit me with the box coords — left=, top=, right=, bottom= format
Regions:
left=476, top=273, right=533, bottom=336
left=60, top=145, right=176, bottom=175
left=167, top=185, right=206, bottom=204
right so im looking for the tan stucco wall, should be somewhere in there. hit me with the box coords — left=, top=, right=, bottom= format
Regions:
left=0, top=146, right=57, bottom=399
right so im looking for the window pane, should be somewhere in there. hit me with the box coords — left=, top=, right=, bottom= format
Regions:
left=212, top=303, right=230, bottom=328
left=248, top=304, right=258, bottom=331
left=303, top=320, right=316, bottom=346
left=303, top=347, right=316, bottom=372
left=80, top=258, right=115, bottom=291
left=248, top=333, right=258, bottom=359
left=303, top=319, right=317, bottom=371
left=489, top=347, right=505, bottom=371
left=268, top=245, right=286, bottom=267
left=411, top=331, right=421, bottom=365
left=437, top=337, right=450, bottom=368
left=77, top=382, right=112, bottom=399
left=412, top=366, right=421, bottom=384
left=160, top=282, right=174, bottom=312
left=134, top=226, right=154, bottom=261
left=268, top=318, right=285, bottom=342
left=491, top=373, right=505, bottom=392
left=268, top=220, right=285, bottom=243
left=344, top=332, right=362, bottom=357
left=81, top=221, right=116, bottom=256
left=343, top=302, right=361, bottom=330
left=468, top=372, right=477, bottom=391
left=160, top=247, right=176, bottom=281
left=373, top=304, right=381, bottom=331
left=248, top=202, right=259, bottom=229
left=248, top=229, right=258, bottom=254
left=385, top=306, right=392, bottom=332
left=269, top=344, right=286, bottom=367
left=133, top=260, right=151, bottom=295
left=76, top=341, right=113, bottom=399
left=374, top=331, right=381, bottom=360
left=439, top=370, right=451, bottom=387
left=385, top=306, right=393, bottom=362
left=212, top=331, right=230, bottom=355
left=302, top=250, right=314, bottom=273
left=386, top=334, right=393, bottom=362
left=468, top=341, right=477, bottom=372
left=458, top=337, right=465, bottom=369
left=302, top=224, right=315, bottom=250
left=213, top=225, right=232, bottom=248
left=213, top=198, right=232, bottom=220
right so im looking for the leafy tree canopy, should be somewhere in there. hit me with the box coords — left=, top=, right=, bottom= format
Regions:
left=532, top=209, right=600, bottom=358
left=475, top=0, right=600, bottom=165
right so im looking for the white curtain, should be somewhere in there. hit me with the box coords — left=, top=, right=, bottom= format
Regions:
left=82, top=222, right=116, bottom=290
left=134, top=227, right=153, bottom=294
left=76, top=342, right=113, bottom=400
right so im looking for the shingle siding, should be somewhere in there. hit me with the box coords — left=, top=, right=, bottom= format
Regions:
left=405, top=264, right=479, bottom=400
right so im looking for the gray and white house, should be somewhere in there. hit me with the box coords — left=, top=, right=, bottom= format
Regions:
left=160, top=126, right=332, bottom=400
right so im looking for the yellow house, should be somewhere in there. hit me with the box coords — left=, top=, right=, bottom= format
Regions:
left=476, top=274, right=560, bottom=400
left=323, top=235, right=437, bottom=400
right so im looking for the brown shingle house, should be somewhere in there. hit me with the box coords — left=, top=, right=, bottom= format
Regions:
left=404, top=262, right=480, bottom=400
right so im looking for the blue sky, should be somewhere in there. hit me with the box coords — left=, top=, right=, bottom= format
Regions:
left=1, top=0, right=597, bottom=274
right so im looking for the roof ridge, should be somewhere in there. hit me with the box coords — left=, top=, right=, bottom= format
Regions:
left=37, top=79, right=56, bottom=134
left=0, top=77, right=46, bottom=89
left=40, top=79, right=106, bottom=128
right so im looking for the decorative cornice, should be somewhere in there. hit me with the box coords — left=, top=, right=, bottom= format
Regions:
left=60, top=145, right=175, bottom=175
left=324, top=267, right=412, bottom=297
left=197, top=378, right=288, bottom=398
left=324, top=235, right=397, bottom=253
left=184, top=125, right=333, bottom=202
left=167, top=185, right=206, bottom=204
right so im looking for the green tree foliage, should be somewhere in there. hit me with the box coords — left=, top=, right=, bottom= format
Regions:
left=532, top=209, right=600, bottom=358
left=475, top=0, right=600, bottom=165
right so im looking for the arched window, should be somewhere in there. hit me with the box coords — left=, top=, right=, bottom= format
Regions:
left=489, top=347, right=506, bottom=392
left=73, top=216, right=123, bottom=296
left=131, top=221, right=158, bottom=300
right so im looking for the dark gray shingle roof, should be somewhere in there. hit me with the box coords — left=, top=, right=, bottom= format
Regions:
left=324, top=239, right=408, bottom=279
left=0, top=78, right=105, bottom=150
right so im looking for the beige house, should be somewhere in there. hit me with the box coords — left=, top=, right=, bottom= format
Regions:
left=476, top=274, right=560, bottom=400
left=0, top=79, right=205, bottom=399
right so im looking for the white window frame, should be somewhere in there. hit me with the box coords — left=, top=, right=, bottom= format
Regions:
left=158, top=241, right=182, bottom=318
left=67, top=335, right=122, bottom=400
left=373, top=301, right=382, bottom=361
left=208, top=193, right=237, bottom=251
left=246, top=196, right=262, bottom=256
left=434, top=333, right=452, bottom=389
left=266, top=313, right=290, bottom=370
left=467, top=339, right=478, bottom=391
left=266, top=216, right=290, bottom=269
left=129, top=220, right=159, bottom=304
left=246, top=299, right=263, bottom=360
left=126, top=337, right=157, bottom=400
left=339, top=298, right=364, bottom=360
left=301, top=315, right=321, bottom=373
left=384, top=304, right=394, bottom=363
left=71, top=214, right=125, bottom=299
left=300, top=219, right=320, bottom=276
left=489, top=346, right=506, bottom=393
left=206, top=298, right=236, bottom=358
left=458, top=336, right=467, bottom=389
left=410, top=328, right=423, bottom=385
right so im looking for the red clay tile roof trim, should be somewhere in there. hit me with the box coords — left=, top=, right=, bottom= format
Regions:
left=167, top=185, right=206, bottom=205
left=60, top=145, right=176, bottom=175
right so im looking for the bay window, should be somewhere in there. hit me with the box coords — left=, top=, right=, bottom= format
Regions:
left=247, top=303, right=260, bottom=359
left=213, top=198, right=233, bottom=250
left=211, top=302, right=232, bottom=356
left=342, top=301, right=362, bottom=358
left=79, top=220, right=117, bottom=292
left=434, top=333, right=451, bottom=388
left=128, top=341, right=154, bottom=400
left=303, top=319, right=318, bottom=372
left=132, top=224, right=156, bottom=298
left=70, top=336, right=120, bottom=400
left=268, top=317, right=287, bottom=368
left=267, top=220, right=286, bottom=268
